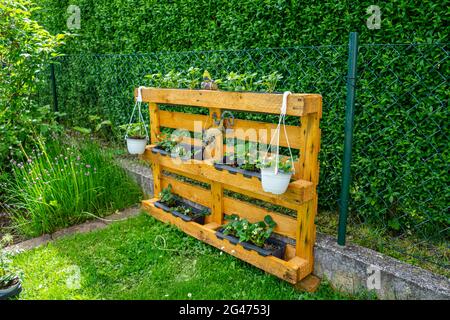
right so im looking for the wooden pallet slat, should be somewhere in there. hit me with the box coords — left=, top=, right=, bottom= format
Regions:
left=137, top=87, right=321, bottom=116
left=145, top=148, right=314, bottom=207
left=161, top=173, right=298, bottom=239
left=158, top=109, right=303, bottom=149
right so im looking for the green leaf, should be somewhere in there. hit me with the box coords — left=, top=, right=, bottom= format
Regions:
left=73, top=126, right=92, bottom=134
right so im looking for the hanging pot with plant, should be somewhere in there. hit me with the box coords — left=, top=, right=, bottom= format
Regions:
left=259, top=91, right=295, bottom=195
left=259, top=157, right=293, bottom=195
left=123, top=86, right=149, bottom=155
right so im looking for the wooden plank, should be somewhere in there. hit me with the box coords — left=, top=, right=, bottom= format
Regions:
left=296, top=99, right=321, bottom=272
left=159, top=110, right=208, bottom=132
left=208, top=107, right=223, bottom=163
left=160, top=175, right=211, bottom=208
left=160, top=174, right=297, bottom=238
left=142, top=199, right=310, bottom=283
left=293, top=273, right=321, bottom=293
left=149, top=103, right=162, bottom=197
left=223, top=197, right=297, bottom=239
left=149, top=103, right=160, bottom=144
left=159, top=110, right=303, bottom=149
left=295, top=199, right=315, bottom=273
left=152, top=161, right=162, bottom=197
left=137, top=88, right=322, bottom=116
left=145, top=149, right=314, bottom=209
left=226, top=118, right=302, bottom=149
left=210, top=182, right=224, bottom=225
left=298, top=105, right=321, bottom=185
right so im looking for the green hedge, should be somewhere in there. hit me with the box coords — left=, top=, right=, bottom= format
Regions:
left=34, top=0, right=447, bottom=53
left=33, top=1, right=449, bottom=241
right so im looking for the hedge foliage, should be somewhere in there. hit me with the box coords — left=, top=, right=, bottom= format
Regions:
left=32, top=1, right=449, bottom=241
left=34, top=0, right=447, bottom=53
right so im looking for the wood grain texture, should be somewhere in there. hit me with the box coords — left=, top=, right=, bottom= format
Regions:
left=158, top=110, right=303, bottom=149
left=160, top=174, right=298, bottom=238
left=210, top=181, right=224, bottom=225
left=149, top=103, right=160, bottom=144
left=145, top=148, right=314, bottom=208
left=142, top=199, right=310, bottom=283
left=136, top=88, right=321, bottom=116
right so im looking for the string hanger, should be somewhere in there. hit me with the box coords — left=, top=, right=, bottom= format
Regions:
left=125, top=86, right=149, bottom=140
left=263, top=91, right=295, bottom=175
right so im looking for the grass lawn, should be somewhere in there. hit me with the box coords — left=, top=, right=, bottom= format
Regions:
left=10, top=212, right=370, bottom=300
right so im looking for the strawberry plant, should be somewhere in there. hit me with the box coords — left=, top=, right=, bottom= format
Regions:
left=222, top=214, right=277, bottom=248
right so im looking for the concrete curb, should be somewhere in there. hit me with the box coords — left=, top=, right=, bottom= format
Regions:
left=119, top=158, right=450, bottom=300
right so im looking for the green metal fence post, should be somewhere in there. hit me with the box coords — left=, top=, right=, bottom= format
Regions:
left=50, top=63, right=58, bottom=112
left=338, top=32, right=359, bottom=246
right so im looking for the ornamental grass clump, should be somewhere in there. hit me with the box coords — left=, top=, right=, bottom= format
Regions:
left=8, top=140, right=142, bottom=237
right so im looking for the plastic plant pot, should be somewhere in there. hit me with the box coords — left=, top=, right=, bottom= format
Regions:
left=260, top=167, right=292, bottom=195
left=154, top=200, right=208, bottom=224
left=0, top=279, right=22, bottom=300
left=213, top=156, right=261, bottom=179
left=152, top=144, right=204, bottom=161
left=126, top=137, right=147, bottom=155
left=215, top=229, right=286, bottom=259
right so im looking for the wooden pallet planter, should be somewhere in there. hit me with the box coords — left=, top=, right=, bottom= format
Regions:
left=138, top=88, right=322, bottom=286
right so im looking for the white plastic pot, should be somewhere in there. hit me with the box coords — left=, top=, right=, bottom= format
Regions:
left=126, top=137, right=147, bottom=155
left=260, top=167, right=292, bottom=195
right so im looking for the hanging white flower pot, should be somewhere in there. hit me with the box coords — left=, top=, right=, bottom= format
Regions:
left=261, top=167, right=292, bottom=195
left=260, top=91, right=295, bottom=195
left=124, top=86, right=149, bottom=155
left=126, top=137, right=147, bottom=155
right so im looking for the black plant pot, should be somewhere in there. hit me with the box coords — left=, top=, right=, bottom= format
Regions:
left=154, top=200, right=208, bottom=224
left=0, top=279, right=22, bottom=300
left=152, top=144, right=205, bottom=161
left=215, top=229, right=286, bottom=259
left=213, top=157, right=261, bottom=180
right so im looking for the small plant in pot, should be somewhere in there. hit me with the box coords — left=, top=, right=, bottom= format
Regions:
left=0, top=235, right=22, bottom=300
left=258, top=156, right=293, bottom=195
left=154, top=133, right=203, bottom=160
left=216, top=214, right=286, bottom=258
left=214, top=144, right=262, bottom=178
left=155, top=133, right=179, bottom=154
left=155, top=185, right=209, bottom=224
left=121, top=122, right=148, bottom=155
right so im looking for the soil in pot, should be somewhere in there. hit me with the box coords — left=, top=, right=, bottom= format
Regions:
left=214, top=156, right=261, bottom=179
left=215, top=229, right=286, bottom=259
left=152, top=144, right=205, bottom=161
left=154, top=199, right=209, bottom=224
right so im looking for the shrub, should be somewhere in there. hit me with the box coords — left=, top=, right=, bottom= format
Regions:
left=33, top=0, right=447, bottom=53
left=0, top=0, right=65, bottom=208
left=7, top=138, right=142, bottom=237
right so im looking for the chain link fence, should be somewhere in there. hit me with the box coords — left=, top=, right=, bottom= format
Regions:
left=36, top=42, right=449, bottom=275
